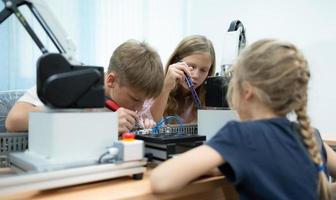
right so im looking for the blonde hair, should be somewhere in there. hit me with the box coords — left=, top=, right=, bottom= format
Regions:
left=164, top=35, right=216, bottom=117
left=228, top=39, right=330, bottom=199
left=108, top=39, right=164, bottom=98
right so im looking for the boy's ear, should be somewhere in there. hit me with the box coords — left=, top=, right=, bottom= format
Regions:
left=106, top=72, right=118, bottom=88
left=242, top=81, right=254, bottom=101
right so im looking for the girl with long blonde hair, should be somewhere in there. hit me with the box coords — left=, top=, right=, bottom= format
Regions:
left=151, top=39, right=336, bottom=199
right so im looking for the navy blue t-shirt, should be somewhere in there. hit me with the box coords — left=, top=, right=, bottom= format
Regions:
left=207, top=117, right=328, bottom=200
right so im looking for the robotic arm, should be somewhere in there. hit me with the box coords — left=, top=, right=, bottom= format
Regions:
left=221, top=20, right=246, bottom=76
left=0, top=0, right=104, bottom=108
left=0, top=0, right=76, bottom=60
left=228, top=20, right=246, bottom=54
left=204, top=20, right=246, bottom=108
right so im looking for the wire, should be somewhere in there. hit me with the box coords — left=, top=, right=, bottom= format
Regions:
left=152, top=115, right=184, bottom=134
left=98, top=147, right=119, bottom=164
left=98, top=152, right=110, bottom=164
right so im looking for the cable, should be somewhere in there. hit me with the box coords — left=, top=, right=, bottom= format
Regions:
left=98, top=147, right=119, bottom=164
left=152, top=115, right=184, bottom=134
left=98, top=152, right=110, bottom=164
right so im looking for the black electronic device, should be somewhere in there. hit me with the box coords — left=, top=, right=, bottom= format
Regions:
left=136, top=133, right=205, bottom=144
left=134, top=124, right=206, bottom=162
left=0, top=0, right=105, bottom=108
left=204, top=76, right=229, bottom=108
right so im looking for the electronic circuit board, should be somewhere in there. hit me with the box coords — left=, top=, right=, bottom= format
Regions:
left=133, top=124, right=206, bottom=161
left=134, top=123, right=205, bottom=144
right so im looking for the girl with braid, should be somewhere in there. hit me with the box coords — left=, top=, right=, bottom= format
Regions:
left=150, top=39, right=336, bottom=199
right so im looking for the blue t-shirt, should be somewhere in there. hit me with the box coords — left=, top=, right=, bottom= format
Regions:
left=207, top=117, right=328, bottom=200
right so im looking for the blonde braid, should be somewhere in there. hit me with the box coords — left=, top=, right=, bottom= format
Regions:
left=296, top=105, right=331, bottom=200
left=293, top=48, right=331, bottom=200
left=231, top=39, right=331, bottom=199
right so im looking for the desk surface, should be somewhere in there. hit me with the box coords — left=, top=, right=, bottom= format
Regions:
left=325, top=140, right=336, bottom=146
left=3, top=140, right=335, bottom=200
left=2, top=167, right=238, bottom=200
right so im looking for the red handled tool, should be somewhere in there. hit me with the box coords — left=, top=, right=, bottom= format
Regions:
left=105, top=99, right=120, bottom=111
left=105, top=98, right=143, bottom=130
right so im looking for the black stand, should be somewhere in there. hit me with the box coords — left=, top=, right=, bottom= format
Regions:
left=228, top=20, right=246, bottom=54
left=1, top=0, right=49, bottom=53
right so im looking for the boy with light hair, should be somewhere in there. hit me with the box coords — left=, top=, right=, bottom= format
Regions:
left=6, top=39, right=164, bottom=134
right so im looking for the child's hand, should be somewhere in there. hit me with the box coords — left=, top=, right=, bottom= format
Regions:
left=143, top=118, right=156, bottom=129
left=164, top=62, right=191, bottom=91
left=116, top=108, right=139, bottom=134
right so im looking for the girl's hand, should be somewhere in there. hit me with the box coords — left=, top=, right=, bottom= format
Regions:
left=143, top=118, right=156, bottom=129
left=164, top=62, right=191, bottom=91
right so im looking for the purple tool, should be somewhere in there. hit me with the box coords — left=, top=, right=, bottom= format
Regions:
left=184, top=73, right=202, bottom=109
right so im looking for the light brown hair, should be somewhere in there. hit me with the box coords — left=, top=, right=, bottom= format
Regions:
left=164, top=35, right=216, bottom=117
left=227, top=39, right=331, bottom=199
left=108, top=39, right=164, bottom=98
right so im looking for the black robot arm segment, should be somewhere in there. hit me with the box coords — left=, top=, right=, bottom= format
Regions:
left=0, top=0, right=25, bottom=23
left=37, top=54, right=105, bottom=108
left=1, top=0, right=49, bottom=53
left=1, top=0, right=69, bottom=54
left=0, top=2, right=12, bottom=22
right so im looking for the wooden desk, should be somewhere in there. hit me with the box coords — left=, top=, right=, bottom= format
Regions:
left=325, top=140, right=336, bottom=146
left=3, top=168, right=238, bottom=200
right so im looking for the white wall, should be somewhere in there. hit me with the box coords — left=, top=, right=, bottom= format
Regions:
left=186, top=0, right=336, bottom=139
left=0, top=0, right=187, bottom=89
left=1, top=0, right=335, bottom=139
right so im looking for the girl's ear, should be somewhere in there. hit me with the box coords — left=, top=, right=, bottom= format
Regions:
left=242, top=81, right=254, bottom=101
left=106, top=72, right=117, bottom=88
